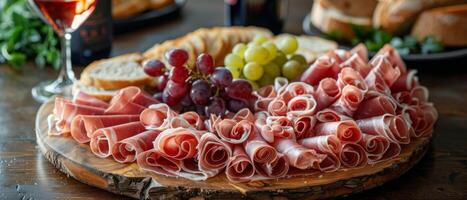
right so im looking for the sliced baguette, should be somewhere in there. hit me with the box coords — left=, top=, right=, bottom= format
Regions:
left=411, top=4, right=467, bottom=46
left=112, top=0, right=149, bottom=19
left=320, top=0, right=378, bottom=18
left=80, top=53, right=151, bottom=90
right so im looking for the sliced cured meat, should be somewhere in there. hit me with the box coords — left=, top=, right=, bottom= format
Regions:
left=392, top=91, right=414, bottom=106
left=365, top=71, right=391, bottom=95
left=313, top=78, right=341, bottom=111
left=381, top=140, right=401, bottom=161
left=286, top=95, right=317, bottom=118
left=356, top=114, right=410, bottom=144
left=350, top=43, right=368, bottom=63
left=169, top=116, right=195, bottom=129
left=226, top=145, right=255, bottom=182
left=292, top=116, right=316, bottom=139
left=329, top=85, right=364, bottom=117
left=266, top=116, right=293, bottom=127
left=417, top=103, right=438, bottom=137
left=90, top=121, right=146, bottom=158
left=372, top=44, right=407, bottom=74
left=255, top=85, right=277, bottom=99
left=354, top=95, right=397, bottom=119
left=179, top=158, right=218, bottom=181
left=232, top=108, right=255, bottom=123
left=153, top=127, right=201, bottom=160
left=326, top=49, right=350, bottom=65
left=110, top=86, right=159, bottom=107
left=53, top=99, right=105, bottom=135
left=140, top=104, right=178, bottom=130
left=273, top=138, right=325, bottom=170
left=260, top=121, right=295, bottom=143
left=70, top=114, right=140, bottom=143
left=337, top=67, right=368, bottom=93
left=316, top=108, right=351, bottom=122
left=411, top=86, right=429, bottom=104
left=314, top=120, right=362, bottom=143
left=180, top=111, right=205, bottom=130
left=244, top=131, right=278, bottom=164
left=137, top=149, right=181, bottom=177
left=73, top=91, right=109, bottom=109
left=274, top=77, right=289, bottom=94
left=300, top=55, right=338, bottom=85
left=218, top=120, right=254, bottom=144
left=198, top=132, right=232, bottom=172
left=339, top=143, right=367, bottom=168
left=112, top=129, right=161, bottom=163
left=268, top=98, right=288, bottom=116
left=254, top=111, right=269, bottom=128
left=280, top=82, right=314, bottom=103
left=359, top=133, right=390, bottom=164
left=105, top=99, right=146, bottom=115
left=254, top=153, right=289, bottom=178
left=299, top=135, right=342, bottom=172
left=368, top=55, right=401, bottom=87
left=391, top=70, right=418, bottom=92
left=205, top=114, right=221, bottom=133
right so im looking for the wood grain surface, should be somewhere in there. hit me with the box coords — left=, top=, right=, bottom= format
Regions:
left=1, top=0, right=466, bottom=199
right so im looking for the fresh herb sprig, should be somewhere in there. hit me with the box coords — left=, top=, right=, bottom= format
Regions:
left=0, top=0, right=60, bottom=70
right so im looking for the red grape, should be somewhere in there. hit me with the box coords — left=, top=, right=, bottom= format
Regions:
left=205, top=97, right=226, bottom=117
left=156, top=75, right=168, bottom=91
left=227, top=99, right=249, bottom=113
left=162, top=90, right=180, bottom=106
left=190, top=79, right=211, bottom=105
left=165, top=49, right=188, bottom=67
left=180, top=94, right=193, bottom=107
left=196, top=53, right=215, bottom=74
left=210, top=68, right=233, bottom=87
left=166, top=80, right=188, bottom=98
left=226, top=79, right=253, bottom=100
left=169, top=66, right=189, bottom=84
left=143, top=59, right=165, bottom=77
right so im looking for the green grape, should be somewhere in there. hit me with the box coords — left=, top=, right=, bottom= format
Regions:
left=263, top=62, right=281, bottom=77
left=232, top=43, right=247, bottom=59
left=279, top=36, right=298, bottom=54
left=252, top=35, right=268, bottom=45
left=226, top=65, right=241, bottom=78
left=290, top=54, right=307, bottom=65
left=282, top=60, right=302, bottom=80
left=224, top=53, right=244, bottom=70
left=243, top=62, right=264, bottom=81
left=244, top=45, right=269, bottom=65
left=257, top=73, right=275, bottom=87
left=262, top=41, right=278, bottom=62
left=273, top=51, right=288, bottom=67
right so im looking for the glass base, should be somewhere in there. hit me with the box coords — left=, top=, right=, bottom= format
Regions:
left=32, top=78, right=74, bottom=103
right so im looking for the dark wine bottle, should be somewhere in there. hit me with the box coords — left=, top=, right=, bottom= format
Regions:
left=71, top=0, right=112, bottom=66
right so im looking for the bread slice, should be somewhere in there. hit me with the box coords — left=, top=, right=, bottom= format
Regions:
left=411, top=4, right=467, bottom=46
left=274, top=34, right=338, bottom=63
left=80, top=53, right=151, bottom=90
left=320, top=0, right=378, bottom=18
left=373, top=0, right=466, bottom=34
left=148, top=0, right=174, bottom=9
left=311, top=0, right=373, bottom=40
left=112, top=0, right=149, bottom=19
left=72, top=81, right=118, bottom=102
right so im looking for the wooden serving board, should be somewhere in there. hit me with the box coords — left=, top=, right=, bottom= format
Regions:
left=35, top=99, right=431, bottom=200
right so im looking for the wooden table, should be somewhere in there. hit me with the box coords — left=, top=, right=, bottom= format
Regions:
left=1, top=0, right=466, bottom=199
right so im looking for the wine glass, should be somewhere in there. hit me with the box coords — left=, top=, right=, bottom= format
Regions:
left=28, top=0, right=97, bottom=103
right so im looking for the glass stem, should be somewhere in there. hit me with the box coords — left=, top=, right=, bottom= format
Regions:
left=58, top=32, right=75, bottom=83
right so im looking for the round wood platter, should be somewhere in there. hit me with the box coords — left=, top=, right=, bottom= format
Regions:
left=35, top=99, right=431, bottom=200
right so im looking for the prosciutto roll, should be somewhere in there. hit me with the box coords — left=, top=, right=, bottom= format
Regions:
left=73, top=91, right=109, bottom=109
left=137, top=149, right=182, bottom=177
left=232, top=108, right=255, bottom=123
left=354, top=95, right=397, bottom=119
left=368, top=55, right=401, bottom=87
left=298, top=135, right=342, bottom=172
left=52, top=98, right=105, bottom=135
left=286, top=95, right=317, bottom=118
left=365, top=71, right=391, bottom=95
left=337, top=67, right=368, bottom=93
left=391, top=70, right=418, bottom=92
left=226, top=145, right=255, bottom=182
left=198, top=132, right=232, bottom=173
left=273, top=138, right=325, bottom=170
left=90, top=121, right=146, bottom=158
left=292, top=116, right=316, bottom=139
left=215, top=119, right=254, bottom=144
left=313, top=78, right=341, bottom=111
left=105, top=86, right=159, bottom=115
left=329, top=85, right=364, bottom=117
left=340, top=54, right=372, bottom=78
left=356, top=114, right=410, bottom=144
left=316, top=108, right=351, bottom=122
left=280, top=82, right=314, bottom=103
left=339, top=143, right=367, bottom=168
left=372, top=44, right=407, bottom=74
left=70, top=114, right=140, bottom=143
left=300, top=55, right=338, bottom=85
left=274, top=77, right=289, bottom=94
left=314, top=120, right=362, bottom=143
left=153, top=127, right=201, bottom=160
left=358, top=133, right=390, bottom=164
left=179, top=111, right=205, bottom=130
left=112, top=129, right=161, bottom=163
left=140, top=104, right=178, bottom=130
left=260, top=122, right=295, bottom=143
left=350, top=43, right=368, bottom=62
left=268, top=98, right=288, bottom=116
left=411, top=86, right=429, bottom=103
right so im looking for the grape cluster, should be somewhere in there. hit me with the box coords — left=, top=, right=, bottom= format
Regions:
left=143, top=49, right=255, bottom=117
left=224, top=35, right=308, bottom=89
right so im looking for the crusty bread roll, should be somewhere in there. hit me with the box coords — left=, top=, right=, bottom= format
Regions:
left=373, top=0, right=466, bottom=34
left=112, top=0, right=149, bottom=19
left=311, top=0, right=373, bottom=40
left=411, top=4, right=467, bottom=46
left=320, top=0, right=378, bottom=18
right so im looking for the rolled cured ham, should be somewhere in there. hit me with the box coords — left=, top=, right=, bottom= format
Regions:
left=274, top=77, right=289, bottom=94
left=298, top=135, right=342, bottom=172
left=411, top=86, right=429, bottom=104
left=372, top=44, right=407, bottom=74
left=286, top=95, right=317, bottom=118
left=73, top=91, right=109, bottom=109
left=137, top=149, right=182, bottom=177
left=316, top=108, right=351, bottom=122
left=112, top=129, right=161, bottom=163
left=268, top=98, right=288, bottom=116
left=391, top=70, right=418, bottom=92
left=260, top=120, right=295, bottom=143
left=313, top=78, right=341, bottom=111
left=273, top=138, right=325, bottom=170
left=368, top=55, right=401, bottom=87
left=365, top=71, right=391, bottom=95
left=52, top=98, right=105, bottom=135
left=329, top=85, right=364, bottom=117
left=198, top=132, right=232, bottom=173
left=70, top=114, right=140, bottom=143
left=340, top=54, right=372, bottom=78
left=337, top=67, right=368, bottom=93
left=180, top=111, right=205, bottom=130
left=153, top=127, right=201, bottom=160
left=140, top=104, right=178, bottom=130
left=358, top=133, right=390, bottom=164
left=300, top=55, right=338, bottom=85
left=215, top=119, right=254, bottom=144
left=356, top=114, right=410, bottom=144
left=354, top=95, right=397, bottom=119
left=226, top=145, right=255, bottom=182
left=232, top=108, right=255, bottom=123
left=314, top=120, right=362, bottom=143
left=90, top=121, right=146, bottom=158
left=292, top=116, right=316, bottom=139
left=105, top=86, right=159, bottom=114
left=280, top=82, right=314, bottom=103
left=339, top=143, right=367, bottom=168
left=350, top=43, right=368, bottom=63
